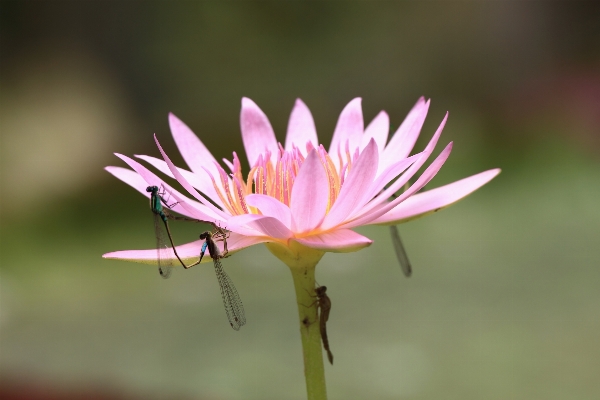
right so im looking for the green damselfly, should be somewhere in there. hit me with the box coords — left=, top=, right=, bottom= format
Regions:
left=198, top=230, right=246, bottom=331
left=146, top=185, right=212, bottom=278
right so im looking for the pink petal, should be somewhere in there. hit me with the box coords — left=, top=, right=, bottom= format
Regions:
left=328, top=98, right=364, bottom=155
left=226, top=213, right=292, bottom=240
left=321, top=140, right=379, bottom=230
left=371, top=169, right=501, bottom=225
left=380, top=97, right=430, bottom=172
left=156, top=183, right=228, bottom=228
left=245, top=194, right=292, bottom=229
left=105, top=166, right=150, bottom=197
left=210, top=214, right=269, bottom=237
left=361, top=111, right=389, bottom=156
left=356, top=112, right=448, bottom=218
left=154, top=135, right=229, bottom=220
left=294, top=229, right=372, bottom=253
left=168, top=113, right=221, bottom=180
left=290, top=149, right=329, bottom=234
left=135, top=154, right=224, bottom=209
left=361, top=152, right=422, bottom=205
left=113, top=154, right=218, bottom=221
left=285, top=98, right=318, bottom=154
left=245, top=216, right=292, bottom=240
left=240, top=98, right=278, bottom=167
left=345, top=141, right=453, bottom=228
left=103, top=233, right=270, bottom=265
left=104, top=239, right=207, bottom=265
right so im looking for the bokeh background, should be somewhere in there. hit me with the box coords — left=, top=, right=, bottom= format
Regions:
left=1, top=1, right=599, bottom=399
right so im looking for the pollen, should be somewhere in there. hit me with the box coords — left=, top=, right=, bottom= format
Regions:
left=210, top=141, right=357, bottom=216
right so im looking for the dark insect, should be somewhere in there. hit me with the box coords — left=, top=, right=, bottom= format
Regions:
left=147, top=185, right=191, bottom=278
left=199, top=230, right=246, bottom=331
left=314, top=285, right=333, bottom=365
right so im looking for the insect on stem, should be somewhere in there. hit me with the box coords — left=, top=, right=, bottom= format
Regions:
left=304, top=285, right=334, bottom=365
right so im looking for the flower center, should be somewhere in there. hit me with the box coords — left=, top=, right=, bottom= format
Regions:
left=210, top=141, right=358, bottom=216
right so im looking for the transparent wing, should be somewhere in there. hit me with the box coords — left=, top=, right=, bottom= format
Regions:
left=154, top=213, right=175, bottom=279
left=158, top=184, right=176, bottom=208
left=212, top=257, right=246, bottom=330
left=390, top=225, right=412, bottom=277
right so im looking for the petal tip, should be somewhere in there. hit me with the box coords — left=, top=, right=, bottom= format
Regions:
left=114, top=153, right=129, bottom=162
left=168, top=112, right=181, bottom=124
left=488, top=168, right=502, bottom=179
left=241, top=97, right=256, bottom=107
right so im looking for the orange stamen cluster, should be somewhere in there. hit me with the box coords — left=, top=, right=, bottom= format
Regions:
left=210, top=141, right=358, bottom=216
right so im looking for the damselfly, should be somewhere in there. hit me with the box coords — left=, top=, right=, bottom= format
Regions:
left=146, top=185, right=219, bottom=278
left=147, top=185, right=189, bottom=278
left=308, top=285, right=333, bottom=365
left=198, top=230, right=246, bottom=331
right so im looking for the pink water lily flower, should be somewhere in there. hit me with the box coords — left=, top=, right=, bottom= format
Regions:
left=103, top=97, right=500, bottom=264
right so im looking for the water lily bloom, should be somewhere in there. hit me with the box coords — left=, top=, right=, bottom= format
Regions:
left=104, top=97, right=500, bottom=400
left=104, top=97, right=500, bottom=263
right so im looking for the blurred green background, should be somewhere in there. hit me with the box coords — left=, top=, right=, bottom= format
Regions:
left=1, top=1, right=599, bottom=399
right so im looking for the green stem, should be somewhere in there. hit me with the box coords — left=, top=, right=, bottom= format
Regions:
left=265, top=241, right=327, bottom=400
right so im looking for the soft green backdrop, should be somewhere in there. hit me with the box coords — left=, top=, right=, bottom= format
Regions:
left=1, top=2, right=599, bottom=399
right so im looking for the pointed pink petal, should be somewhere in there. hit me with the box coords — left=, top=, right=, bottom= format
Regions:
left=104, top=239, right=207, bottom=265
left=371, top=169, right=501, bottom=225
left=361, top=111, right=389, bottom=155
left=105, top=166, right=150, bottom=197
left=290, top=149, right=329, bottom=234
left=156, top=183, right=232, bottom=229
left=154, top=135, right=229, bottom=220
left=321, top=140, right=379, bottom=230
left=344, top=141, right=453, bottom=228
left=245, top=216, right=292, bottom=240
left=380, top=97, right=430, bottom=172
left=360, top=152, right=422, bottom=206
left=328, top=98, right=364, bottom=155
left=285, top=98, right=318, bottom=154
left=226, top=213, right=292, bottom=240
left=103, top=233, right=270, bottom=265
left=245, top=194, right=292, bottom=229
left=212, top=214, right=269, bottom=237
left=355, top=112, right=448, bottom=218
left=135, top=154, right=224, bottom=209
left=294, top=229, right=372, bottom=253
left=168, top=113, right=220, bottom=179
left=240, top=98, right=278, bottom=167
left=113, top=154, right=219, bottom=221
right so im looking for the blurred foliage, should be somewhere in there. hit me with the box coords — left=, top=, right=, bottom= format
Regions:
left=1, top=1, right=599, bottom=399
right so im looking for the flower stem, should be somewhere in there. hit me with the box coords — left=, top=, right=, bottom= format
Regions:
left=265, top=241, right=327, bottom=400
